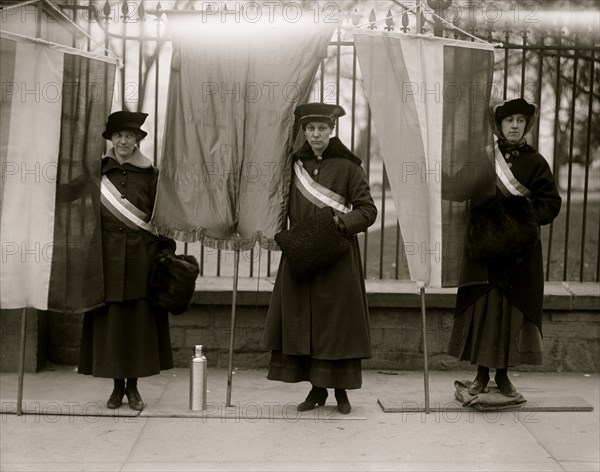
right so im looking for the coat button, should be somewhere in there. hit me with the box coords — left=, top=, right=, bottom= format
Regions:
left=122, top=171, right=126, bottom=175
left=312, top=169, right=318, bottom=176
left=121, top=194, right=125, bottom=198
left=121, top=182, right=125, bottom=186
left=118, top=227, right=123, bottom=231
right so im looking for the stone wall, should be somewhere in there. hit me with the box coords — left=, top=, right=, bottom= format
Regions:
left=3, top=279, right=599, bottom=373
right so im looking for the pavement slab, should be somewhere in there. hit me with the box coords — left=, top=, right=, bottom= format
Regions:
left=1, top=366, right=598, bottom=472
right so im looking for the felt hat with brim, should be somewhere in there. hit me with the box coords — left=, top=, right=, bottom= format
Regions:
left=102, top=111, right=148, bottom=140
left=495, top=98, right=536, bottom=123
left=295, top=102, right=346, bottom=127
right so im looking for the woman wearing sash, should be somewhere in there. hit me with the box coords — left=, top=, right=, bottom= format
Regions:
left=447, top=98, right=561, bottom=396
left=78, top=111, right=175, bottom=411
left=261, top=103, right=377, bottom=414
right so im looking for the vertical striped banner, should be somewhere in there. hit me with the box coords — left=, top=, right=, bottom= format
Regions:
left=354, top=32, right=495, bottom=287
left=1, top=35, right=116, bottom=312
left=1, top=41, right=63, bottom=310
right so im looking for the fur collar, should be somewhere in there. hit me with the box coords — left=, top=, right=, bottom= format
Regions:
left=293, top=137, right=362, bottom=166
left=104, top=146, right=153, bottom=169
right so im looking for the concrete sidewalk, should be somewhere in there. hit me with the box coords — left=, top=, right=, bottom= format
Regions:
left=1, top=366, right=598, bottom=472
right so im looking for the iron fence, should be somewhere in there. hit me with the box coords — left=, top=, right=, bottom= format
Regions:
left=49, top=0, right=600, bottom=282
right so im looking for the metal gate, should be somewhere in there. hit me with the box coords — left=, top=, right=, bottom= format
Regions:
left=40, top=0, right=600, bottom=282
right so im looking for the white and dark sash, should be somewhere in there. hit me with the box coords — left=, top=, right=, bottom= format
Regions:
left=100, top=175, right=156, bottom=234
left=489, top=142, right=532, bottom=198
left=293, top=160, right=352, bottom=214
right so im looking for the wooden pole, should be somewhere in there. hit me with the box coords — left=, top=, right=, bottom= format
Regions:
left=420, top=286, right=430, bottom=413
left=17, top=307, right=28, bottom=416
left=226, top=250, right=240, bottom=407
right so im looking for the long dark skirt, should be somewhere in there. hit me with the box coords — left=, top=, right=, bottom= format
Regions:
left=267, top=351, right=362, bottom=389
left=78, top=298, right=173, bottom=379
left=448, top=286, right=543, bottom=368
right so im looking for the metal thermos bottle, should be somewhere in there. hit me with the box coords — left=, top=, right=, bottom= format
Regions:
left=189, top=345, right=207, bottom=411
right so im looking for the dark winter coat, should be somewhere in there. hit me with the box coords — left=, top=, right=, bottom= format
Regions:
left=261, top=137, right=377, bottom=360
left=455, top=145, right=561, bottom=330
left=100, top=151, right=175, bottom=302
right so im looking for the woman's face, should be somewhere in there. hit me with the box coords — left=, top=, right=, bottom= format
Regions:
left=304, top=121, right=333, bottom=155
left=501, top=113, right=527, bottom=143
left=111, top=130, right=138, bottom=160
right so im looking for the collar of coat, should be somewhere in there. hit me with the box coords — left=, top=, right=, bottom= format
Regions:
left=293, top=136, right=362, bottom=166
left=102, top=146, right=154, bottom=174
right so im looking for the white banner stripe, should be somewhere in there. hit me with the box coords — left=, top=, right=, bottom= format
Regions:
left=0, top=42, right=63, bottom=310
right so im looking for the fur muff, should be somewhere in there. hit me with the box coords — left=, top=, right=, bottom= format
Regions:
left=148, top=252, right=200, bottom=315
left=275, top=206, right=351, bottom=281
left=467, top=196, right=539, bottom=260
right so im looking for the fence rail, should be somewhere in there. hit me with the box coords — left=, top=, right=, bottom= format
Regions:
left=47, top=0, right=600, bottom=282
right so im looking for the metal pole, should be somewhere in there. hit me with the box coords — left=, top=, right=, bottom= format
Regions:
left=226, top=249, right=240, bottom=407
left=17, top=307, right=28, bottom=416
left=420, top=286, right=430, bottom=413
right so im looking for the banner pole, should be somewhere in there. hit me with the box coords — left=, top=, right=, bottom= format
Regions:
left=17, top=307, right=28, bottom=416
left=226, top=249, right=240, bottom=407
left=420, top=286, right=430, bottom=413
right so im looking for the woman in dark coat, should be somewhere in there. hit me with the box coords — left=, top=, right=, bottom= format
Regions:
left=261, top=103, right=377, bottom=414
left=447, top=98, right=561, bottom=396
left=78, top=111, right=175, bottom=411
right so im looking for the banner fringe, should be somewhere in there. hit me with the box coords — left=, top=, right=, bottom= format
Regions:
left=150, top=222, right=281, bottom=252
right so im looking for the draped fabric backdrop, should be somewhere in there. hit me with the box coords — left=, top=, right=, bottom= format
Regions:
left=151, top=13, right=336, bottom=250
left=354, top=32, right=495, bottom=287
left=0, top=33, right=115, bottom=312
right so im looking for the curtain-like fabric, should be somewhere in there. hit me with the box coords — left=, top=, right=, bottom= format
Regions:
left=0, top=37, right=115, bottom=312
left=354, top=32, right=495, bottom=287
left=151, top=13, right=336, bottom=250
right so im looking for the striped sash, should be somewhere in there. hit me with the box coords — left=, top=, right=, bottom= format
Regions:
left=489, top=142, right=532, bottom=198
left=100, top=175, right=156, bottom=234
left=293, top=160, right=352, bottom=214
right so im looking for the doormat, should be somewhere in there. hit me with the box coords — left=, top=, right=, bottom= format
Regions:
left=377, top=396, right=594, bottom=413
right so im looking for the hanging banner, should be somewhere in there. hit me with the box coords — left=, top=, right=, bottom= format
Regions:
left=151, top=9, right=337, bottom=250
left=354, top=31, right=495, bottom=287
left=0, top=36, right=115, bottom=312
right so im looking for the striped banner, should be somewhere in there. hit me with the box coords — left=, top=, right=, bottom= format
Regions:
left=492, top=143, right=532, bottom=198
left=0, top=36, right=116, bottom=312
left=354, top=32, right=495, bottom=287
left=293, top=161, right=351, bottom=214
left=100, top=175, right=155, bottom=234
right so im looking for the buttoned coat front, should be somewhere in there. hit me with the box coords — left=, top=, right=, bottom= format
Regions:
left=100, top=154, right=175, bottom=302
left=455, top=146, right=562, bottom=331
left=261, top=138, right=377, bottom=360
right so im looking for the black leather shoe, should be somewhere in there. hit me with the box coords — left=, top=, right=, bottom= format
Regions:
left=107, top=388, right=124, bottom=409
left=125, top=386, right=145, bottom=411
left=334, top=389, right=351, bottom=414
left=468, top=375, right=490, bottom=395
left=297, top=387, right=328, bottom=411
left=495, top=375, right=518, bottom=397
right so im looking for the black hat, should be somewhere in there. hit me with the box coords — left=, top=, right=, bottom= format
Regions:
left=295, top=103, right=346, bottom=127
left=495, top=98, right=536, bottom=123
left=102, top=111, right=148, bottom=140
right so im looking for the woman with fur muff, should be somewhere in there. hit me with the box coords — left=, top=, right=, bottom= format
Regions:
left=447, top=98, right=561, bottom=396
left=261, top=103, right=377, bottom=414
left=78, top=111, right=176, bottom=411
